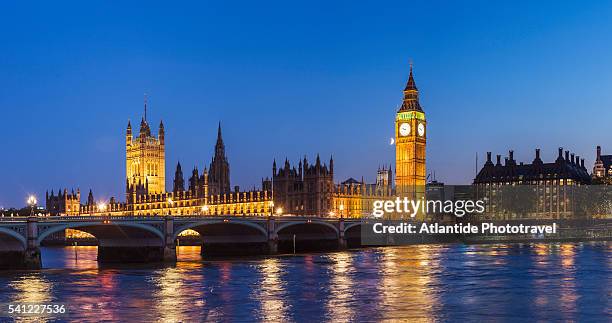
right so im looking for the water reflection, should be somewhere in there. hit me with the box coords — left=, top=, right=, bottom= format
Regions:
left=378, top=245, right=441, bottom=320
left=8, top=274, right=53, bottom=323
left=256, top=258, right=289, bottom=321
left=325, top=252, right=355, bottom=321
left=558, top=244, right=577, bottom=321
left=0, top=243, right=607, bottom=321
left=153, top=268, right=189, bottom=322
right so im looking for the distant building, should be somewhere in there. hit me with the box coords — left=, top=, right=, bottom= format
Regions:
left=46, top=188, right=81, bottom=216
left=51, top=107, right=272, bottom=217
left=47, top=65, right=429, bottom=218
left=592, top=145, right=612, bottom=183
left=125, top=101, right=166, bottom=196
left=272, top=155, right=333, bottom=216
left=474, top=148, right=591, bottom=219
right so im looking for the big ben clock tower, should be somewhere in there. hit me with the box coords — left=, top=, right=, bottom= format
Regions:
left=395, top=64, right=426, bottom=195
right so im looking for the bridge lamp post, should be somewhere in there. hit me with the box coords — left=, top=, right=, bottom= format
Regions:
left=167, top=198, right=174, bottom=216
left=97, top=202, right=107, bottom=215
left=275, top=207, right=283, bottom=216
left=27, top=195, right=37, bottom=216
left=201, top=205, right=209, bottom=215
left=339, top=204, right=345, bottom=219
left=269, top=201, right=274, bottom=217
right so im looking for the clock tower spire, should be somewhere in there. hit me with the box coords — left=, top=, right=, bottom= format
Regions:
left=395, top=63, right=427, bottom=198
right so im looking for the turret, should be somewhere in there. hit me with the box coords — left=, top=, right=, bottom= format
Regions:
left=215, top=122, right=225, bottom=158
left=87, top=189, right=94, bottom=206
left=173, top=161, right=185, bottom=193
left=159, top=120, right=165, bottom=145
left=126, top=120, right=132, bottom=145
left=273, top=159, right=277, bottom=176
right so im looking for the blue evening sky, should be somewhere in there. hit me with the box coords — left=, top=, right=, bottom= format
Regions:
left=2, top=1, right=612, bottom=207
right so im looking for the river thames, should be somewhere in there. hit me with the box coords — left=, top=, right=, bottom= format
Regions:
left=0, top=243, right=609, bottom=322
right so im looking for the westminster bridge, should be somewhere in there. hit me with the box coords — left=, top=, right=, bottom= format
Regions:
left=0, top=215, right=363, bottom=269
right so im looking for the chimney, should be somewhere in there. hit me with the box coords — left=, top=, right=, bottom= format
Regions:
left=509, top=150, right=514, bottom=162
left=496, top=155, right=501, bottom=166
left=571, top=153, right=575, bottom=165
left=558, top=147, right=563, bottom=158
left=597, top=146, right=602, bottom=161
left=565, top=151, right=570, bottom=162
left=581, top=158, right=585, bottom=168
left=504, top=157, right=509, bottom=166
left=487, top=152, right=492, bottom=162
left=535, top=148, right=540, bottom=160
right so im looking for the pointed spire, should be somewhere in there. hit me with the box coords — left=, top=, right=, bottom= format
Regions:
left=217, top=121, right=222, bottom=141
left=144, top=93, right=148, bottom=122
left=404, top=60, right=417, bottom=91
left=399, top=60, right=423, bottom=112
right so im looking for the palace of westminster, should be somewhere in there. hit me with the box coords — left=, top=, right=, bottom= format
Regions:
left=44, top=66, right=612, bottom=219
left=45, top=66, right=426, bottom=218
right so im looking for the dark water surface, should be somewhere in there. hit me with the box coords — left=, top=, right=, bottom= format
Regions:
left=0, top=243, right=610, bottom=322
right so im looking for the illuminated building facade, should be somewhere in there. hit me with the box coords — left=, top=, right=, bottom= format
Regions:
left=45, top=189, right=81, bottom=216
left=46, top=68, right=426, bottom=218
left=126, top=102, right=166, bottom=195
left=272, top=155, right=334, bottom=217
left=592, top=145, right=612, bottom=183
left=395, top=64, right=427, bottom=194
left=48, top=108, right=272, bottom=216
left=272, top=157, right=394, bottom=218
left=474, top=148, right=591, bottom=219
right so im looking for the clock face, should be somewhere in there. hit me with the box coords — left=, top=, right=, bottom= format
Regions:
left=418, top=123, right=425, bottom=137
left=399, top=123, right=410, bottom=136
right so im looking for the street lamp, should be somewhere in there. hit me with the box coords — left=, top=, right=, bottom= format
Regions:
left=97, top=202, right=107, bottom=214
left=339, top=204, right=345, bottom=219
left=167, top=198, right=174, bottom=216
left=275, top=207, right=283, bottom=216
left=27, top=195, right=37, bottom=216
left=201, top=205, right=209, bottom=215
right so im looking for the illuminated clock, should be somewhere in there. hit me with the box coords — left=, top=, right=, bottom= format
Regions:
left=399, top=123, right=410, bottom=136
left=417, top=123, right=425, bottom=137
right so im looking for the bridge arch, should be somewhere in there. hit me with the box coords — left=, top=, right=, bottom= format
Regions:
left=173, top=220, right=268, bottom=242
left=344, top=222, right=362, bottom=233
left=0, top=227, right=27, bottom=251
left=37, top=221, right=165, bottom=245
left=275, top=221, right=339, bottom=238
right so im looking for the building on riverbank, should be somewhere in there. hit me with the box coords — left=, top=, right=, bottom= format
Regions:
left=474, top=148, right=592, bottom=219
left=45, top=67, right=429, bottom=218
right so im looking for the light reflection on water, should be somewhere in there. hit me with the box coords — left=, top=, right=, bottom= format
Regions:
left=0, top=243, right=608, bottom=321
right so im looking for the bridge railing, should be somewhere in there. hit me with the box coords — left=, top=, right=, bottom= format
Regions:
left=0, top=214, right=360, bottom=223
